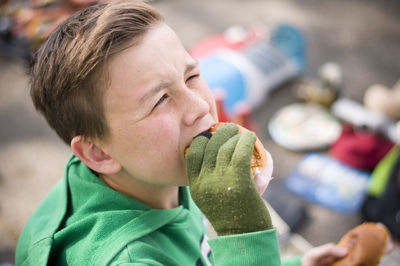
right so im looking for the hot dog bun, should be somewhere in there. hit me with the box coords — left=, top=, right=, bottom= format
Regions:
left=333, top=223, right=390, bottom=266
left=210, top=122, right=267, bottom=176
left=185, top=122, right=268, bottom=177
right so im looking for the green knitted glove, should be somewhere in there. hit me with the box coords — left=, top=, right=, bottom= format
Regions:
left=186, top=123, right=272, bottom=236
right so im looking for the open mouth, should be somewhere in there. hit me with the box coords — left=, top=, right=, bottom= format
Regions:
left=184, top=125, right=215, bottom=157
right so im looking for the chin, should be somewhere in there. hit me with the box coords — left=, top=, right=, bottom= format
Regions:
left=180, top=179, right=190, bottom=187
left=174, top=175, right=189, bottom=187
left=161, top=172, right=189, bottom=187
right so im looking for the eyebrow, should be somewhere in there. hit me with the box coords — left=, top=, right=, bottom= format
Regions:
left=139, top=60, right=199, bottom=105
left=185, top=60, right=199, bottom=75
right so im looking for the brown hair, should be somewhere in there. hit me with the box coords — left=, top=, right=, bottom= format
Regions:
left=30, top=0, right=163, bottom=145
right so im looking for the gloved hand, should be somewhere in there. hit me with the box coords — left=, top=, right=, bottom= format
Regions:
left=186, top=123, right=272, bottom=236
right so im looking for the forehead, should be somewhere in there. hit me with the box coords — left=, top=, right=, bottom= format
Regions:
left=107, top=22, right=189, bottom=84
left=103, top=22, right=192, bottom=112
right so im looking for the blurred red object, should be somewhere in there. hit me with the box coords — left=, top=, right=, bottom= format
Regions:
left=330, top=123, right=394, bottom=171
left=214, top=89, right=230, bottom=122
left=190, top=26, right=265, bottom=59
left=231, top=102, right=257, bottom=133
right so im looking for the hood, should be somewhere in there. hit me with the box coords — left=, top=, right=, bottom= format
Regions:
left=16, top=155, right=189, bottom=265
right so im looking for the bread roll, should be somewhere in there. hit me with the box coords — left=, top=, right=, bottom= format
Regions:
left=185, top=122, right=268, bottom=177
left=333, top=223, right=389, bottom=266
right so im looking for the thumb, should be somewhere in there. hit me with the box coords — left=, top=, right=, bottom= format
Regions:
left=315, top=243, right=348, bottom=258
left=302, top=243, right=347, bottom=266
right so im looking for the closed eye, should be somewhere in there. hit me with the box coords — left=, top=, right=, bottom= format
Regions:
left=186, top=74, right=200, bottom=82
left=152, top=93, right=169, bottom=111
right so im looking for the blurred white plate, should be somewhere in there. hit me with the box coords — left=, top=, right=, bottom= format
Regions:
left=268, top=103, right=341, bottom=151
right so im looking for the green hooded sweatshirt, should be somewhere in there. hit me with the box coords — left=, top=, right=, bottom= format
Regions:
left=16, top=155, right=301, bottom=265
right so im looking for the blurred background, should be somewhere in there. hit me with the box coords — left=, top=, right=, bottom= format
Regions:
left=1, top=0, right=399, bottom=264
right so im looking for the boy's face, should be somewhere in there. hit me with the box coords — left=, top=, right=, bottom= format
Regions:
left=102, top=22, right=218, bottom=187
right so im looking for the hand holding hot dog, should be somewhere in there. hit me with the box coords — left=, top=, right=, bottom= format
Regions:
left=186, top=123, right=273, bottom=236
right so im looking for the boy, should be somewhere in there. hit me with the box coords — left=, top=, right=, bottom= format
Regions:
left=16, top=0, right=347, bottom=265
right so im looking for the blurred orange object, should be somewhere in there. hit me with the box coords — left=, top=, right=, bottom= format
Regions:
left=333, top=223, right=390, bottom=266
left=11, top=0, right=100, bottom=49
left=214, top=89, right=230, bottom=123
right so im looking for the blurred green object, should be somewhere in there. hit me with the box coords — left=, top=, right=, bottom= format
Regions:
left=368, top=145, right=400, bottom=197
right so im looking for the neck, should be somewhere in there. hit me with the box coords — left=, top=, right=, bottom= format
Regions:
left=99, top=173, right=179, bottom=209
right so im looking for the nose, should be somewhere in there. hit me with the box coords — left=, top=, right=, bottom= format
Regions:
left=182, top=90, right=210, bottom=126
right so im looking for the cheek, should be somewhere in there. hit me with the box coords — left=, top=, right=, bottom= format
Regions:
left=123, top=117, right=181, bottom=176
left=142, top=117, right=185, bottom=180
left=142, top=116, right=180, bottom=155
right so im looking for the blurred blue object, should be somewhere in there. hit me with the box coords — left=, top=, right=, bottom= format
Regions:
left=270, top=23, right=307, bottom=71
left=285, top=153, right=370, bottom=214
left=198, top=24, right=306, bottom=115
left=199, top=56, right=246, bottom=115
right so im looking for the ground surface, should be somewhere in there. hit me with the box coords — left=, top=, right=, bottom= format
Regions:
left=1, top=0, right=399, bottom=264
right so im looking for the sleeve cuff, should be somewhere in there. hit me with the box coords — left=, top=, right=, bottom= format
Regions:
left=282, top=255, right=302, bottom=266
left=208, top=228, right=281, bottom=266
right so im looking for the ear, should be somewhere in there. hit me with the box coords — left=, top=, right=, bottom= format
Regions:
left=70, top=136, right=121, bottom=175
